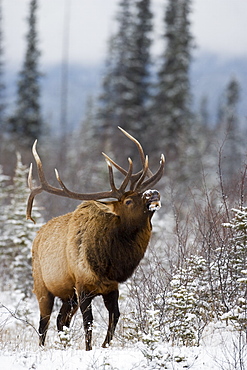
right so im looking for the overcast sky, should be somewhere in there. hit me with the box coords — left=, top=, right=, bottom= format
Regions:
left=4, top=0, right=247, bottom=69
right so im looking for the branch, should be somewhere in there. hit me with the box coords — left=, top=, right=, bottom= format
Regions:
left=0, top=303, right=39, bottom=336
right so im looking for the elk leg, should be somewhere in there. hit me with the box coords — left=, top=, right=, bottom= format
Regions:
left=57, top=292, right=79, bottom=332
left=80, top=292, right=95, bottom=351
left=102, top=289, right=120, bottom=348
left=38, top=291, right=55, bottom=346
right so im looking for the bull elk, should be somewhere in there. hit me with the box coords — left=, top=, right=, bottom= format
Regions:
left=26, top=127, right=165, bottom=350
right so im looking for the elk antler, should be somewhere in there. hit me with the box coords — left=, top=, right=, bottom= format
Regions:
left=26, top=128, right=165, bottom=223
left=102, top=127, right=165, bottom=192
left=26, top=140, right=133, bottom=223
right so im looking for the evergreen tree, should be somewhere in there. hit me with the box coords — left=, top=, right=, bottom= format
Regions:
left=8, top=0, right=43, bottom=145
left=218, top=77, right=242, bottom=179
left=164, top=255, right=212, bottom=346
left=69, top=96, right=104, bottom=193
left=1, top=153, right=43, bottom=296
left=220, top=207, right=247, bottom=327
left=0, top=0, right=6, bottom=130
left=124, top=0, right=153, bottom=139
left=198, top=95, right=209, bottom=128
left=98, top=0, right=134, bottom=134
left=98, top=0, right=153, bottom=154
left=0, top=164, right=10, bottom=236
left=97, top=35, right=117, bottom=151
left=153, top=0, right=193, bottom=160
left=0, top=164, right=10, bottom=290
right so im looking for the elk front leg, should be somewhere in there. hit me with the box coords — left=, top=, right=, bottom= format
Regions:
left=102, top=289, right=120, bottom=348
left=80, top=292, right=95, bottom=351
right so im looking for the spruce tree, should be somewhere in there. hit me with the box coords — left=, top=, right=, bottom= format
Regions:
left=8, top=0, right=43, bottom=145
left=69, top=96, right=103, bottom=193
left=124, top=0, right=153, bottom=140
left=0, top=0, right=6, bottom=129
left=221, top=207, right=247, bottom=328
left=1, top=153, right=43, bottom=296
left=218, top=77, right=242, bottom=179
left=98, top=0, right=133, bottom=131
left=165, top=255, right=212, bottom=346
left=153, top=0, right=193, bottom=160
left=0, top=164, right=10, bottom=235
left=0, top=164, right=10, bottom=290
left=98, top=0, right=153, bottom=154
left=198, top=95, right=209, bottom=127
left=97, top=35, right=117, bottom=151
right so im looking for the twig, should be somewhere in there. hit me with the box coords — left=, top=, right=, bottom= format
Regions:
left=0, top=303, right=39, bottom=336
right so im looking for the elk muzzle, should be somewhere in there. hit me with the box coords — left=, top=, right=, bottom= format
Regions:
left=142, top=189, right=161, bottom=212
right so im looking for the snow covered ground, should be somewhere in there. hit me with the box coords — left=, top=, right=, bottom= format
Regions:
left=0, top=291, right=246, bottom=370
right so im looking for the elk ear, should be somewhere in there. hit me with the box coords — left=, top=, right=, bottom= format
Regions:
left=98, top=202, right=118, bottom=216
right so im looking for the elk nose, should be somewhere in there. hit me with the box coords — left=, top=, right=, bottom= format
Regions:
left=142, top=189, right=161, bottom=211
left=143, top=189, right=160, bottom=201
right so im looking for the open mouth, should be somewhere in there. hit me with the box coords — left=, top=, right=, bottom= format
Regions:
left=142, top=189, right=161, bottom=212
left=148, top=201, right=161, bottom=211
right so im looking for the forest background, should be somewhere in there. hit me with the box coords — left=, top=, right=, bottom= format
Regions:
left=0, top=0, right=247, bottom=368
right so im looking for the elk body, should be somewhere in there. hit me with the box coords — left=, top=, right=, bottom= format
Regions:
left=27, top=127, right=164, bottom=350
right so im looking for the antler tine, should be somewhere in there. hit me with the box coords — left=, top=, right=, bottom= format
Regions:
left=102, top=152, right=143, bottom=189
left=28, top=162, right=33, bottom=190
left=118, top=126, right=153, bottom=178
left=26, top=140, right=66, bottom=223
left=119, top=157, right=133, bottom=193
left=103, top=156, right=133, bottom=197
left=103, top=128, right=164, bottom=192
left=133, top=155, right=149, bottom=191
left=32, top=140, right=49, bottom=186
left=31, top=140, right=69, bottom=198
left=137, top=154, right=165, bottom=193
left=105, top=159, right=119, bottom=195
left=26, top=162, right=43, bottom=223
left=102, top=152, right=127, bottom=177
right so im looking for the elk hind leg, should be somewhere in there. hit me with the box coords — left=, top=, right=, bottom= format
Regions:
left=80, top=292, right=95, bottom=351
left=102, top=289, right=120, bottom=348
left=38, top=291, right=55, bottom=346
left=57, top=292, right=79, bottom=332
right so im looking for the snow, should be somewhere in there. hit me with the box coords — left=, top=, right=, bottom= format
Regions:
left=0, top=328, right=245, bottom=370
left=0, top=292, right=246, bottom=370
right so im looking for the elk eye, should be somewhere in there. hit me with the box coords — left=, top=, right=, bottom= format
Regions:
left=125, top=199, right=133, bottom=206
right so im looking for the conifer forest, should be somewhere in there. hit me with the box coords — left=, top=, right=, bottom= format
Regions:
left=0, top=0, right=247, bottom=368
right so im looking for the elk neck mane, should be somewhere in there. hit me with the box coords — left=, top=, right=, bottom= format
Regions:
left=71, top=200, right=152, bottom=283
